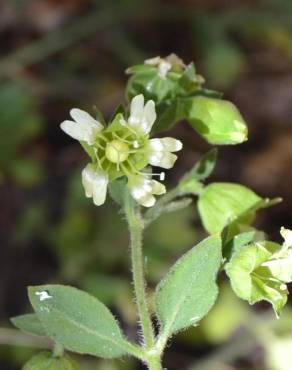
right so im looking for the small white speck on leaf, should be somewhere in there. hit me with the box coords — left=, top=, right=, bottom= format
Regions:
left=35, top=290, right=53, bottom=301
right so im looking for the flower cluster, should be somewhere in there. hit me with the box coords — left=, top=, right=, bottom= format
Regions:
left=61, top=94, right=182, bottom=207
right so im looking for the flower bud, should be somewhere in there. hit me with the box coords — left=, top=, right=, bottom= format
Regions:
left=22, top=351, right=80, bottom=370
left=186, top=96, right=248, bottom=145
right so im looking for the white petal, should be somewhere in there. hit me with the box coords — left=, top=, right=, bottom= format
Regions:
left=158, top=61, right=171, bottom=78
left=61, top=108, right=103, bottom=144
left=129, top=95, right=144, bottom=125
left=61, top=120, right=89, bottom=142
left=144, top=56, right=161, bottom=65
left=81, top=165, right=108, bottom=206
left=281, top=227, right=292, bottom=248
left=127, top=175, right=164, bottom=207
left=70, top=108, right=103, bottom=130
left=151, top=180, right=166, bottom=195
left=148, top=152, right=178, bottom=169
left=143, top=100, right=156, bottom=133
left=148, top=138, right=183, bottom=152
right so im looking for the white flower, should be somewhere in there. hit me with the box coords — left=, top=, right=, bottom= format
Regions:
left=61, top=94, right=183, bottom=207
left=128, top=175, right=166, bottom=207
left=82, top=164, right=108, bottom=206
left=60, top=108, right=103, bottom=145
left=147, top=137, right=183, bottom=169
left=262, top=227, right=292, bottom=283
left=127, top=94, right=156, bottom=135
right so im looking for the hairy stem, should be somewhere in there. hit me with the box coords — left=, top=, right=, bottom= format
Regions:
left=148, top=355, right=163, bottom=370
left=125, top=198, right=155, bottom=350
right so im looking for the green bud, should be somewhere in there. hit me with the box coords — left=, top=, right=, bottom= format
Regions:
left=22, top=352, right=80, bottom=370
left=185, top=96, right=248, bottom=145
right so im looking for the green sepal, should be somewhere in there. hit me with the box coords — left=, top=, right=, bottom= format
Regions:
left=184, top=96, right=248, bottom=145
left=79, top=141, right=96, bottom=161
left=226, top=241, right=289, bottom=316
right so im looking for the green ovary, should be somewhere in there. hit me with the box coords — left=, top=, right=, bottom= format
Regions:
left=105, top=139, right=130, bottom=163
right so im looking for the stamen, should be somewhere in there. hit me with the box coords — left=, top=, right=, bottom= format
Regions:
left=113, top=132, right=133, bottom=145
left=133, top=140, right=139, bottom=149
left=94, top=148, right=103, bottom=169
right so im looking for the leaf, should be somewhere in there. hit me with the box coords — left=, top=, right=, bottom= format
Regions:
left=226, top=241, right=288, bottom=316
left=28, top=285, right=131, bottom=359
left=184, top=96, right=248, bottom=145
left=178, top=149, right=217, bottom=195
left=198, top=182, right=263, bottom=234
left=11, top=313, right=46, bottom=337
left=155, top=235, right=222, bottom=337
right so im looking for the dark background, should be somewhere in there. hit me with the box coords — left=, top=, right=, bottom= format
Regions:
left=1, top=1, right=292, bottom=369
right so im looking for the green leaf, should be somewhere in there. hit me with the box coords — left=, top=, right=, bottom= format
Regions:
left=184, top=96, right=248, bottom=145
left=226, top=241, right=288, bottom=316
left=28, top=285, right=131, bottom=359
left=198, top=182, right=263, bottom=234
left=22, top=351, right=80, bottom=370
left=155, top=235, right=222, bottom=337
left=11, top=313, right=46, bottom=337
left=178, top=149, right=217, bottom=195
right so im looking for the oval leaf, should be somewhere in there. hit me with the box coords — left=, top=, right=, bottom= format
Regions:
left=28, top=285, right=130, bottom=359
left=155, top=235, right=222, bottom=337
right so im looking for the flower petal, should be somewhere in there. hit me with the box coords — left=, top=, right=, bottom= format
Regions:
left=148, top=138, right=183, bottom=152
left=81, top=165, right=108, bottom=206
left=61, top=120, right=89, bottom=142
left=127, top=175, right=165, bottom=207
left=129, top=95, right=144, bottom=125
left=128, top=95, right=157, bottom=135
left=70, top=108, right=103, bottom=130
left=60, top=108, right=103, bottom=144
left=148, top=151, right=178, bottom=169
left=143, top=100, right=156, bottom=132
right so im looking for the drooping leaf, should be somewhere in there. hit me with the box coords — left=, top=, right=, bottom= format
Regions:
left=28, top=285, right=132, bottom=359
left=184, top=96, right=248, bottom=145
left=11, top=313, right=46, bottom=337
left=155, top=235, right=222, bottom=337
left=198, top=182, right=265, bottom=234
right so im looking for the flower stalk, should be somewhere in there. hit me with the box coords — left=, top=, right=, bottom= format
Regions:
left=125, top=194, right=155, bottom=350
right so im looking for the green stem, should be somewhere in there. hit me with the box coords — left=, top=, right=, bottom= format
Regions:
left=148, top=355, right=163, bottom=370
left=52, top=342, right=64, bottom=358
left=125, top=198, right=155, bottom=350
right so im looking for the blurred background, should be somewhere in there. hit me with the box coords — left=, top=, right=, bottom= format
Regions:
left=1, top=0, right=292, bottom=369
